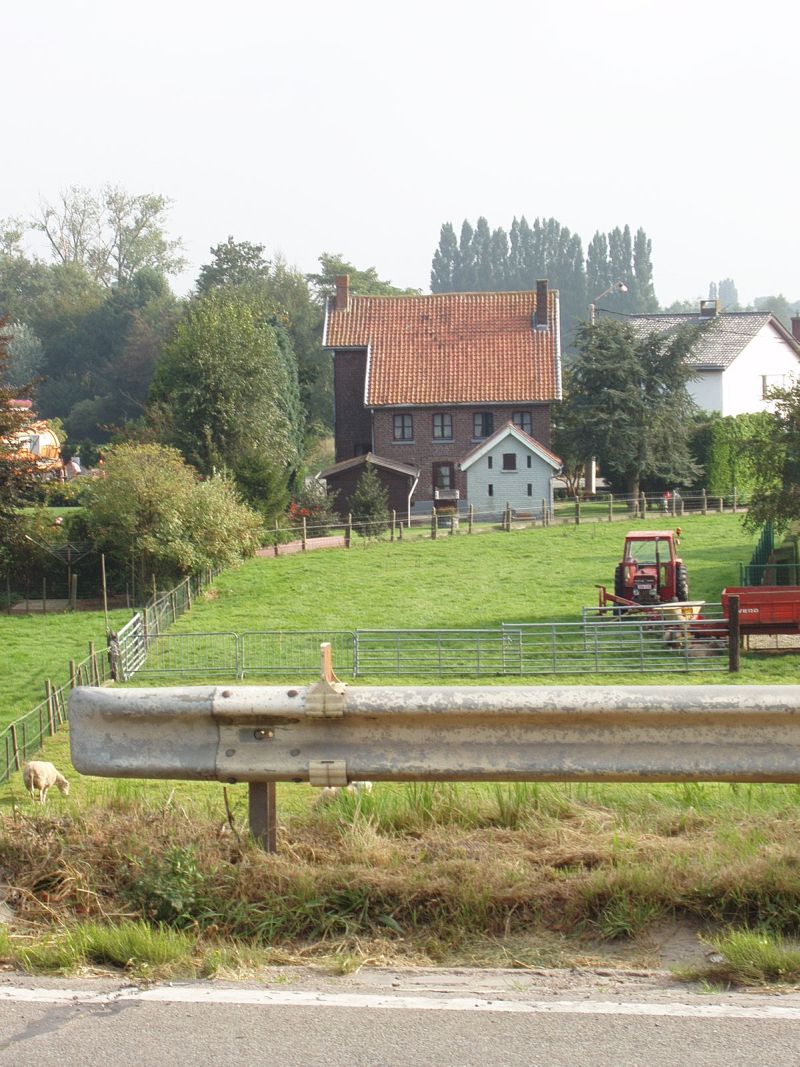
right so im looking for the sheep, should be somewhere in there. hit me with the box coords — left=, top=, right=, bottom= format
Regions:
left=314, top=781, right=373, bottom=806
left=22, top=761, right=71, bottom=804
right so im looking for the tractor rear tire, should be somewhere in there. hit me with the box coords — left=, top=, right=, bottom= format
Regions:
left=676, top=564, right=689, bottom=602
left=614, top=564, right=625, bottom=599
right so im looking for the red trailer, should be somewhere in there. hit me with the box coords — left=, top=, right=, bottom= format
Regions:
left=722, top=586, right=800, bottom=635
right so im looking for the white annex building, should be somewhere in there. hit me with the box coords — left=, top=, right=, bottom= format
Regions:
left=626, top=301, right=800, bottom=416
left=459, top=421, right=561, bottom=519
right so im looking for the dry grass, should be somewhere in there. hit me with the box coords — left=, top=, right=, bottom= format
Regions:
left=1, top=780, right=799, bottom=979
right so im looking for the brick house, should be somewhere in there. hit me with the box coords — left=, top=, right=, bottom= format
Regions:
left=323, top=276, right=562, bottom=511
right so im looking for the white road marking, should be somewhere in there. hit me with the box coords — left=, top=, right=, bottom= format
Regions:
left=0, top=985, right=799, bottom=1019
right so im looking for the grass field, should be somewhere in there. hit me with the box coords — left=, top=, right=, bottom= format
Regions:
left=3, top=512, right=800, bottom=982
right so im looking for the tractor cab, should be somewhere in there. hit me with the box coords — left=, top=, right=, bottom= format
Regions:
left=616, top=531, right=688, bottom=605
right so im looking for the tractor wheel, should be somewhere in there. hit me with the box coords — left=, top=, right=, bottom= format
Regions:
left=676, top=564, right=689, bottom=602
left=613, top=564, right=626, bottom=616
left=614, top=564, right=625, bottom=599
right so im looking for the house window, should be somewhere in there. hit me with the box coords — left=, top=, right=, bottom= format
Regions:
left=433, top=462, right=455, bottom=490
left=432, top=413, right=453, bottom=440
left=527, top=484, right=532, bottom=496
left=488, top=484, right=494, bottom=497
left=487, top=456, right=493, bottom=470
left=473, top=412, right=493, bottom=439
left=513, top=411, right=532, bottom=435
left=762, top=374, right=786, bottom=399
left=393, top=413, right=413, bottom=441
left=526, top=455, right=532, bottom=468
left=502, top=453, right=517, bottom=471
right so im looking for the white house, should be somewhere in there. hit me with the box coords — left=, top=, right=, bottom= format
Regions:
left=459, top=421, right=562, bottom=519
left=626, top=301, right=800, bottom=416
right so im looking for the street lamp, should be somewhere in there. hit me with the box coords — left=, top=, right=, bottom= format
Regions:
left=589, top=281, right=628, bottom=325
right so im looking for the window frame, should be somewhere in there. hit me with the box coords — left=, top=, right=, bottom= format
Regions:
left=393, top=413, right=414, bottom=441
left=512, top=411, right=533, bottom=435
left=432, top=412, right=453, bottom=440
left=473, top=411, right=494, bottom=439
left=432, top=461, right=455, bottom=491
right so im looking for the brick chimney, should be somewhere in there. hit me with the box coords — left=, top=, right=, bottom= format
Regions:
left=335, top=275, right=350, bottom=312
left=699, top=299, right=720, bottom=319
left=535, top=279, right=549, bottom=330
left=791, top=313, right=800, bottom=343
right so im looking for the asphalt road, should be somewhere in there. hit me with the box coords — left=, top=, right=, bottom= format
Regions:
left=0, top=969, right=797, bottom=1066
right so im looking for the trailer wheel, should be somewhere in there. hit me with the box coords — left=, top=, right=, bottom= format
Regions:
left=676, top=564, right=689, bottom=602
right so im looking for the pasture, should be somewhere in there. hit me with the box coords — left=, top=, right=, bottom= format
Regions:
left=2, top=512, right=800, bottom=982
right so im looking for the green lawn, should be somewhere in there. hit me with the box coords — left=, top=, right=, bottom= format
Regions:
left=184, top=513, right=753, bottom=632
left=0, top=606, right=131, bottom=727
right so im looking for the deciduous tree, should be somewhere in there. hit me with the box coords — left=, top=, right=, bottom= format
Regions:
left=562, top=319, right=701, bottom=500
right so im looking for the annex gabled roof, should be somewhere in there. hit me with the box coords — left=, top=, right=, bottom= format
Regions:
left=459, top=421, right=562, bottom=472
left=319, top=452, right=420, bottom=480
left=625, top=312, right=800, bottom=370
left=323, top=289, right=562, bottom=407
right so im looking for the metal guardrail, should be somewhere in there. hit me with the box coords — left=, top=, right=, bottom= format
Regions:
left=69, top=664, right=800, bottom=850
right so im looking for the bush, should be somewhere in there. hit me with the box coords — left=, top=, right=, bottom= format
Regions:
left=349, top=464, right=389, bottom=538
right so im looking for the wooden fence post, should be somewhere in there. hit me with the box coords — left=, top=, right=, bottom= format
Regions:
left=608, top=494, right=613, bottom=522
left=398, top=521, right=404, bottom=541
left=702, top=488, right=708, bottom=515
left=728, top=594, right=740, bottom=673
left=391, top=510, right=396, bottom=542
left=45, top=680, right=55, bottom=735
left=42, top=578, right=47, bottom=615
left=9, top=724, right=20, bottom=771
left=575, top=499, right=581, bottom=525
left=274, top=521, right=280, bottom=557
left=733, top=488, right=738, bottom=514
left=346, top=514, right=352, bottom=548
left=640, top=491, right=647, bottom=516
left=468, top=504, right=474, bottom=533
left=89, top=642, right=101, bottom=687
left=69, top=659, right=77, bottom=688
left=431, top=509, right=437, bottom=540
left=719, top=497, right=724, bottom=514
left=302, top=516, right=307, bottom=550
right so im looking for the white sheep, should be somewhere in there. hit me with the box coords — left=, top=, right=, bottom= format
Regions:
left=314, top=781, right=373, bottom=806
left=22, top=761, right=71, bottom=804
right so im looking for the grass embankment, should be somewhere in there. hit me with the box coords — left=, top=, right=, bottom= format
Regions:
left=2, top=513, right=799, bottom=982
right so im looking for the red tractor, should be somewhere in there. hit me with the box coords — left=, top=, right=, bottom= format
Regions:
left=611, top=530, right=689, bottom=606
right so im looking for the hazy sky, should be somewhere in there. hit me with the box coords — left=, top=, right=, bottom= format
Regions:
left=3, top=0, right=796, bottom=307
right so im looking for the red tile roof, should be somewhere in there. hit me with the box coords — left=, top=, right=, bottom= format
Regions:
left=324, top=290, right=561, bottom=407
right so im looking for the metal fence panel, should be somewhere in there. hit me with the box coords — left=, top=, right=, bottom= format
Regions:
left=355, top=629, right=526, bottom=677
left=240, top=631, right=356, bottom=677
left=134, top=631, right=240, bottom=677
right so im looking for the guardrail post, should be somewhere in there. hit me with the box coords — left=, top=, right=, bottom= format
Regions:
left=249, top=782, right=277, bottom=852
left=728, top=594, right=741, bottom=673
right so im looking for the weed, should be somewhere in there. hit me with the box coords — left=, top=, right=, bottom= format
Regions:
left=687, top=928, right=800, bottom=986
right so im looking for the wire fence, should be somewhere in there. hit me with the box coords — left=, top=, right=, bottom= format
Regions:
left=266, top=489, right=745, bottom=550
left=3, top=568, right=220, bottom=786
left=0, top=643, right=112, bottom=786
left=116, top=611, right=731, bottom=683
